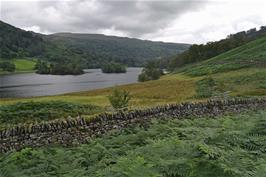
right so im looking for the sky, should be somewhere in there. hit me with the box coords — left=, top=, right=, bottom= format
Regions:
left=0, top=0, right=266, bottom=44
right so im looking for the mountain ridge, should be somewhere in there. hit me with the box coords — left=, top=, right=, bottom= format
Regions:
left=0, top=20, right=190, bottom=68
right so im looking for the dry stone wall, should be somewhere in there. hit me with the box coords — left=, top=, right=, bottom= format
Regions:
left=1, top=98, right=266, bottom=153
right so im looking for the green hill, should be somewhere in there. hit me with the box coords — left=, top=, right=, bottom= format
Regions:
left=182, top=36, right=266, bottom=76
left=168, top=26, right=266, bottom=71
left=172, top=36, right=265, bottom=99
left=0, top=21, right=45, bottom=59
left=0, top=21, right=189, bottom=69
left=47, top=33, right=189, bottom=67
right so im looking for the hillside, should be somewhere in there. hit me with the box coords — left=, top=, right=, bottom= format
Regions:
left=0, top=21, right=45, bottom=59
left=182, top=35, right=266, bottom=76
left=169, top=26, right=266, bottom=70
left=0, top=21, right=189, bottom=68
left=47, top=33, right=189, bottom=67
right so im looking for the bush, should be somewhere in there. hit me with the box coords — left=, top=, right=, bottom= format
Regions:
left=0, top=61, right=16, bottom=72
left=108, top=88, right=131, bottom=110
left=138, top=61, right=163, bottom=82
left=195, top=77, right=217, bottom=98
left=35, top=60, right=84, bottom=75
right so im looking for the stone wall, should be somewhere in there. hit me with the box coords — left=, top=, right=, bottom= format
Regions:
left=1, top=98, right=266, bottom=153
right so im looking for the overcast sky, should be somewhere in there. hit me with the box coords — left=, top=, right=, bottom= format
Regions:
left=1, top=0, right=266, bottom=44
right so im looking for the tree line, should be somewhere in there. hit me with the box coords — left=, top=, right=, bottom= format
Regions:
left=35, top=60, right=84, bottom=75
left=168, top=26, right=266, bottom=70
left=0, top=61, right=15, bottom=72
left=101, top=62, right=127, bottom=73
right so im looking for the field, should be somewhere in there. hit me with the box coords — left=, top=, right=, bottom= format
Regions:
left=1, top=110, right=266, bottom=177
left=0, top=58, right=36, bottom=74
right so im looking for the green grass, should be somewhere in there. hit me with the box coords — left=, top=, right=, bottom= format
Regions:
left=0, top=58, right=36, bottom=74
left=13, top=59, right=36, bottom=71
left=0, top=101, right=102, bottom=130
left=1, top=110, right=266, bottom=177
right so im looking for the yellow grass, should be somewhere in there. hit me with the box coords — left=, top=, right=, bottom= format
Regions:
left=0, top=73, right=197, bottom=109
left=1, top=68, right=264, bottom=109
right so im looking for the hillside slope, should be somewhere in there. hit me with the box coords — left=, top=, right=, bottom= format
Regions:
left=182, top=36, right=266, bottom=76
left=46, top=33, right=189, bottom=67
left=169, top=26, right=266, bottom=70
left=0, top=21, right=45, bottom=58
left=0, top=21, right=189, bottom=67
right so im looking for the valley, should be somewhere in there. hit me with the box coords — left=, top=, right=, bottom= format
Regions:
left=0, top=18, right=266, bottom=177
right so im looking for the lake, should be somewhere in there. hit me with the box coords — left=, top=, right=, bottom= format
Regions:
left=0, top=67, right=142, bottom=98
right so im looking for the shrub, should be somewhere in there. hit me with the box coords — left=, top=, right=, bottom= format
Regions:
left=108, top=88, right=131, bottom=110
left=0, top=61, right=16, bottom=72
left=195, top=77, right=217, bottom=98
left=138, top=61, right=163, bottom=82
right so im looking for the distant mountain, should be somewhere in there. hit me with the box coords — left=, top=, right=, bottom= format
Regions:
left=0, top=21, right=45, bottom=58
left=0, top=21, right=190, bottom=68
left=45, top=33, right=189, bottom=67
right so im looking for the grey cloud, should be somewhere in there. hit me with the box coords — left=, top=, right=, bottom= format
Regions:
left=1, top=0, right=207, bottom=36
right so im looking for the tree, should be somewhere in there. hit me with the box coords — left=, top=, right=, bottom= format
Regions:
left=0, top=61, right=16, bottom=72
left=101, top=62, right=127, bottom=73
left=35, top=60, right=50, bottom=74
left=138, top=61, right=163, bottom=82
left=108, top=88, right=131, bottom=110
left=35, top=60, right=84, bottom=75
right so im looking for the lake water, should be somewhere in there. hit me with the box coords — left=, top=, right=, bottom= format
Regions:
left=0, top=68, right=142, bottom=98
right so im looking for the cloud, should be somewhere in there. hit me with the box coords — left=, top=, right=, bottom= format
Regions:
left=1, top=0, right=266, bottom=44
left=1, top=0, right=206, bottom=36
left=142, top=0, right=266, bottom=43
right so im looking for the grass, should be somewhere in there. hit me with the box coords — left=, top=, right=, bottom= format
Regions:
left=1, top=68, right=265, bottom=110
left=1, top=110, right=266, bottom=177
left=13, top=59, right=36, bottom=71
left=0, top=73, right=198, bottom=108
left=0, top=58, right=36, bottom=74
left=0, top=101, right=102, bottom=130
